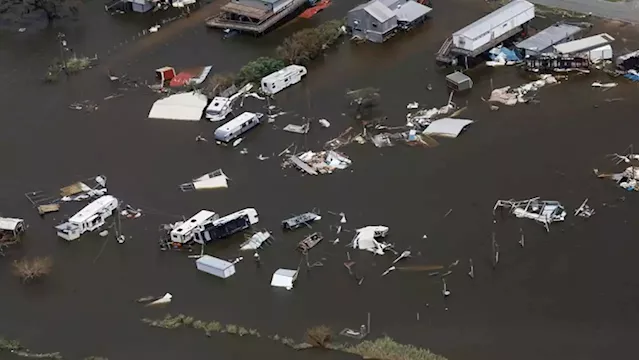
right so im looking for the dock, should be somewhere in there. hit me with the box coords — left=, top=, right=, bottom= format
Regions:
left=288, top=155, right=318, bottom=175
left=205, top=0, right=308, bottom=34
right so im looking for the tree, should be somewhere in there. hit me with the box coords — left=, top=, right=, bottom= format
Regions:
left=236, top=57, right=285, bottom=84
left=0, top=0, right=79, bottom=25
left=204, top=72, right=237, bottom=98
left=276, top=19, right=344, bottom=65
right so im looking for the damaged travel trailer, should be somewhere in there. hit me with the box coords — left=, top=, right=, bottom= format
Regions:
left=493, top=197, right=566, bottom=231
left=351, top=226, right=392, bottom=255
left=0, top=217, right=26, bottom=241
left=214, top=112, right=264, bottom=143
left=196, top=208, right=259, bottom=243
left=55, top=195, right=119, bottom=241
left=205, top=97, right=234, bottom=122
left=282, top=212, right=322, bottom=230
left=261, top=65, right=307, bottom=95
left=169, top=210, right=219, bottom=244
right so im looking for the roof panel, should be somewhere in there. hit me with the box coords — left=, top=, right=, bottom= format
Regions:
left=553, top=33, right=615, bottom=54
left=364, top=0, right=396, bottom=22
left=453, top=0, right=534, bottom=40
left=515, top=23, right=582, bottom=51
left=394, top=0, right=431, bottom=22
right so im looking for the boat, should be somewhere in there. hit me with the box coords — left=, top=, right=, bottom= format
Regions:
left=297, top=232, right=323, bottom=253
left=282, top=212, right=321, bottom=230
left=298, top=0, right=331, bottom=19
left=55, top=195, right=119, bottom=241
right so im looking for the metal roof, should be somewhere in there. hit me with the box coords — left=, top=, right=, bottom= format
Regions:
left=553, top=33, right=615, bottom=54
left=394, top=0, right=431, bottom=22
left=351, top=0, right=396, bottom=23
left=453, top=0, right=534, bottom=40
left=515, top=23, right=582, bottom=52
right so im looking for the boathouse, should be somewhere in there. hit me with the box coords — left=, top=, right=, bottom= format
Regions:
left=347, top=0, right=432, bottom=43
left=205, top=0, right=308, bottom=34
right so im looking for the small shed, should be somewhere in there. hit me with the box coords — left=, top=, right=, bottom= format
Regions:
left=271, top=268, right=298, bottom=290
left=0, top=217, right=26, bottom=237
left=156, top=67, right=176, bottom=83
left=446, top=71, right=473, bottom=91
left=196, top=255, right=236, bottom=278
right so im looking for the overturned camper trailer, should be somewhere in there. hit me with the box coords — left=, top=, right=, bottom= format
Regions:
left=493, top=197, right=566, bottom=231
left=197, top=208, right=259, bottom=243
left=55, top=195, right=119, bottom=241
left=214, top=112, right=264, bottom=143
left=261, top=65, right=307, bottom=95
left=205, top=97, right=234, bottom=122
left=436, top=0, right=534, bottom=67
left=170, top=210, right=219, bottom=244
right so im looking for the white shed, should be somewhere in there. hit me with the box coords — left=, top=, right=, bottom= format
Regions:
left=196, top=255, right=236, bottom=279
left=0, top=217, right=26, bottom=237
left=271, top=268, right=298, bottom=290
left=148, top=92, right=208, bottom=121
left=261, top=65, right=307, bottom=95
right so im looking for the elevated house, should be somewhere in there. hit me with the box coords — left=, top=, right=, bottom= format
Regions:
left=205, top=0, right=309, bottom=34
left=347, top=0, right=432, bottom=43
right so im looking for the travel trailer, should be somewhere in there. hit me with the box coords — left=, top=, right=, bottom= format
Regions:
left=261, top=65, right=307, bottom=95
left=205, top=97, right=233, bottom=122
left=195, top=208, right=259, bottom=244
left=55, top=195, right=119, bottom=241
left=213, top=112, right=264, bottom=143
left=169, top=210, right=219, bottom=244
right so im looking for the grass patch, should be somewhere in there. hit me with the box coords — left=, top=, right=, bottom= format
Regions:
left=344, top=336, right=447, bottom=360
left=0, top=336, right=63, bottom=359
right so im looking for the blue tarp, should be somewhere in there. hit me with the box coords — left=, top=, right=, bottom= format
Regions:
left=488, top=46, right=522, bottom=62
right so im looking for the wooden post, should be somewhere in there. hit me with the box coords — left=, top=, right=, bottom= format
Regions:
left=367, top=312, right=371, bottom=334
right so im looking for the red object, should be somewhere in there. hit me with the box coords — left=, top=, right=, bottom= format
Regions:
left=169, top=72, right=196, bottom=87
left=298, top=0, right=331, bottom=19
left=156, top=66, right=176, bottom=83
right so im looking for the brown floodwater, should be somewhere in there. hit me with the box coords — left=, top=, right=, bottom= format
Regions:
left=0, top=1, right=638, bottom=359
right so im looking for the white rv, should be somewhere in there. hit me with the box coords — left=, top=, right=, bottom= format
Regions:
left=261, top=65, right=307, bottom=95
left=55, top=195, right=119, bottom=241
left=195, top=208, right=259, bottom=244
left=205, top=97, right=233, bottom=122
left=170, top=210, right=219, bottom=244
left=213, top=112, right=264, bottom=143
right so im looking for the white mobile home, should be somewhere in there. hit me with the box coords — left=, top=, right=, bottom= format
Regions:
left=55, top=195, right=119, bottom=241
left=451, top=0, right=534, bottom=56
left=261, top=65, right=307, bottom=95
left=170, top=210, right=219, bottom=244
left=196, top=255, right=236, bottom=278
left=213, top=112, right=264, bottom=143
left=196, top=208, right=259, bottom=244
left=205, top=97, right=234, bottom=122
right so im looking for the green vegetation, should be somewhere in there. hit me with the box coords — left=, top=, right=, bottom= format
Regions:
left=45, top=55, right=94, bottom=83
left=204, top=19, right=345, bottom=97
left=344, top=336, right=448, bottom=360
left=0, top=337, right=62, bottom=359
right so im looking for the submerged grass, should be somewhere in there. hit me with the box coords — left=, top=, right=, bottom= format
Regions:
left=0, top=336, right=63, bottom=359
left=142, top=315, right=447, bottom=360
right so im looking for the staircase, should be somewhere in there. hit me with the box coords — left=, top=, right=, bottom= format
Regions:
left=435, top=36, right=454, bottom=64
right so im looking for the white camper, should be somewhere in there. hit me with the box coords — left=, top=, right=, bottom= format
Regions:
left=205, top=97, right=233, bottom=122
left=196, top=255, right=236, bottom=279
left=260, top=65, right=307, bottom=95
left=213, top=112, right=264, bottom=143
left=55, top=195, right=119, bottom=241
left=170, top=210, right=218, bottom=244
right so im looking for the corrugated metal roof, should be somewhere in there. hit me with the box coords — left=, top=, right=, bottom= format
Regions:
left=553, top=33, right=615, bottom=54
left=515, top=23, right=582, bottom=52
left=453, top=0, right=534, bottom=40
left=394, top=0, right=431, bottom=22
left=196, top=255, right=235, bottom=270
left=351, top=0, right=396, bottom=22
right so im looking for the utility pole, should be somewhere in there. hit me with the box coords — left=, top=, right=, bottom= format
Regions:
left=57, top=32, right=69, bottom=76
left=116, top=200, right=125, bottom=244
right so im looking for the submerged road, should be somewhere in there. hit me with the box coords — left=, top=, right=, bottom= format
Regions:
left=0, top=1, right=638, bottom=360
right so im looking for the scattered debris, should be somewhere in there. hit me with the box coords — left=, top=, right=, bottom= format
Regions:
left=591, top=81, right=617, bottom=89
left=69, top=100, right=99, bottom=112
left=491, top=233, right=499, bottom=268
left=574, top=198, right=595, bottom=218
left=195, top=134, right=208, bottom=142
left=391, top=250, right=411, bottom=265
left=490, top=105, right=499, bottom=111
left=467, top=258, right=474, bottom=278
left=257, top=154, right=270, bottom=161
left=146, top=293, right=172, bottom=306
left=180, top=169, right=229, bottom=191
left=232, top=138, right=243, bottom=147
left=283, top=123, right=310, bottom=134
left=519, top=227, right=525, bottom=247
left=406, top=92, right=456, bottom=128
left=239, top=231, right=272, bottom=251
left=37, top=204, right=60, bottom=215
left=282, top=212, right=322, bottom=230
left=271, top=268, right=298, bottom=290
left=318, top=119, right=331, bottom=128
left=121, top=205, right=143, bottom=219
left=0, top=217, right=26, bottom=252
left=99, top=230, right=109, bottom=237
left=286, top=150, right=352, bottom=175
left=407, top=102, right=419, bottom=109
left=494, top=197, right=566, bottom=231
left=488, top=74, right=557, bottom=106
left=486, top=45, right=522, bottom=66
left=351, top=226, right=393, bottom=255
left=196, top=255, right=236, bottom=279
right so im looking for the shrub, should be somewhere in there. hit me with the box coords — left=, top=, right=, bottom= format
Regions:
left=276, top=19, right=344, bottom=65
left=237, top=57, right=285, bottom=84
left=12, top=257, right=53, bottom=283
left=204, top=72, right=237, bottom=97
left=344, top=336, right=448, bottom=360
left=305, top=325, right=332, bottom=348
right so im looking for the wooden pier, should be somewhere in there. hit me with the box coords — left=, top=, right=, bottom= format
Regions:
left=205, top=0, right=308, bottom=34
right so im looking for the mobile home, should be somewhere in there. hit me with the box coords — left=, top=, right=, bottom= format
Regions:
left=205, top=97, right=234, bottom=122
left=261, top=65, right=307, bottom=95
left=213, top=112, right=264, bottom=143
left=195, top=208, right=259, bottom=244
left=55, top=195, right=119, bottom=241
left=170, top=210, right=219, bottom=244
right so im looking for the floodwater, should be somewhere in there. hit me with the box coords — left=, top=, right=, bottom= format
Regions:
left=0, top=1, right=638, bottom=359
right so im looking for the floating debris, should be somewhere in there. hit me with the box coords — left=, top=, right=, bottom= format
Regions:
left=146, top=293, right=173, bottom=306
left=180, top=169, right=229, bottom=191
left=282, top=212, right=322, bottom=231
left=350, top=226, right=392, bottom=255
left=283, top=123, right=310, bottom=134
left=494, top=197, right=566, bottom=231
left=574, top=198, right=595, bottom=218
left=239, top=231, right=272, bottom=251
left=318, top=119, right=331, bottom=128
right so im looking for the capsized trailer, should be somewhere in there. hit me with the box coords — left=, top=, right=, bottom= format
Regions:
left=493, top=197, right=566, bottom=231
